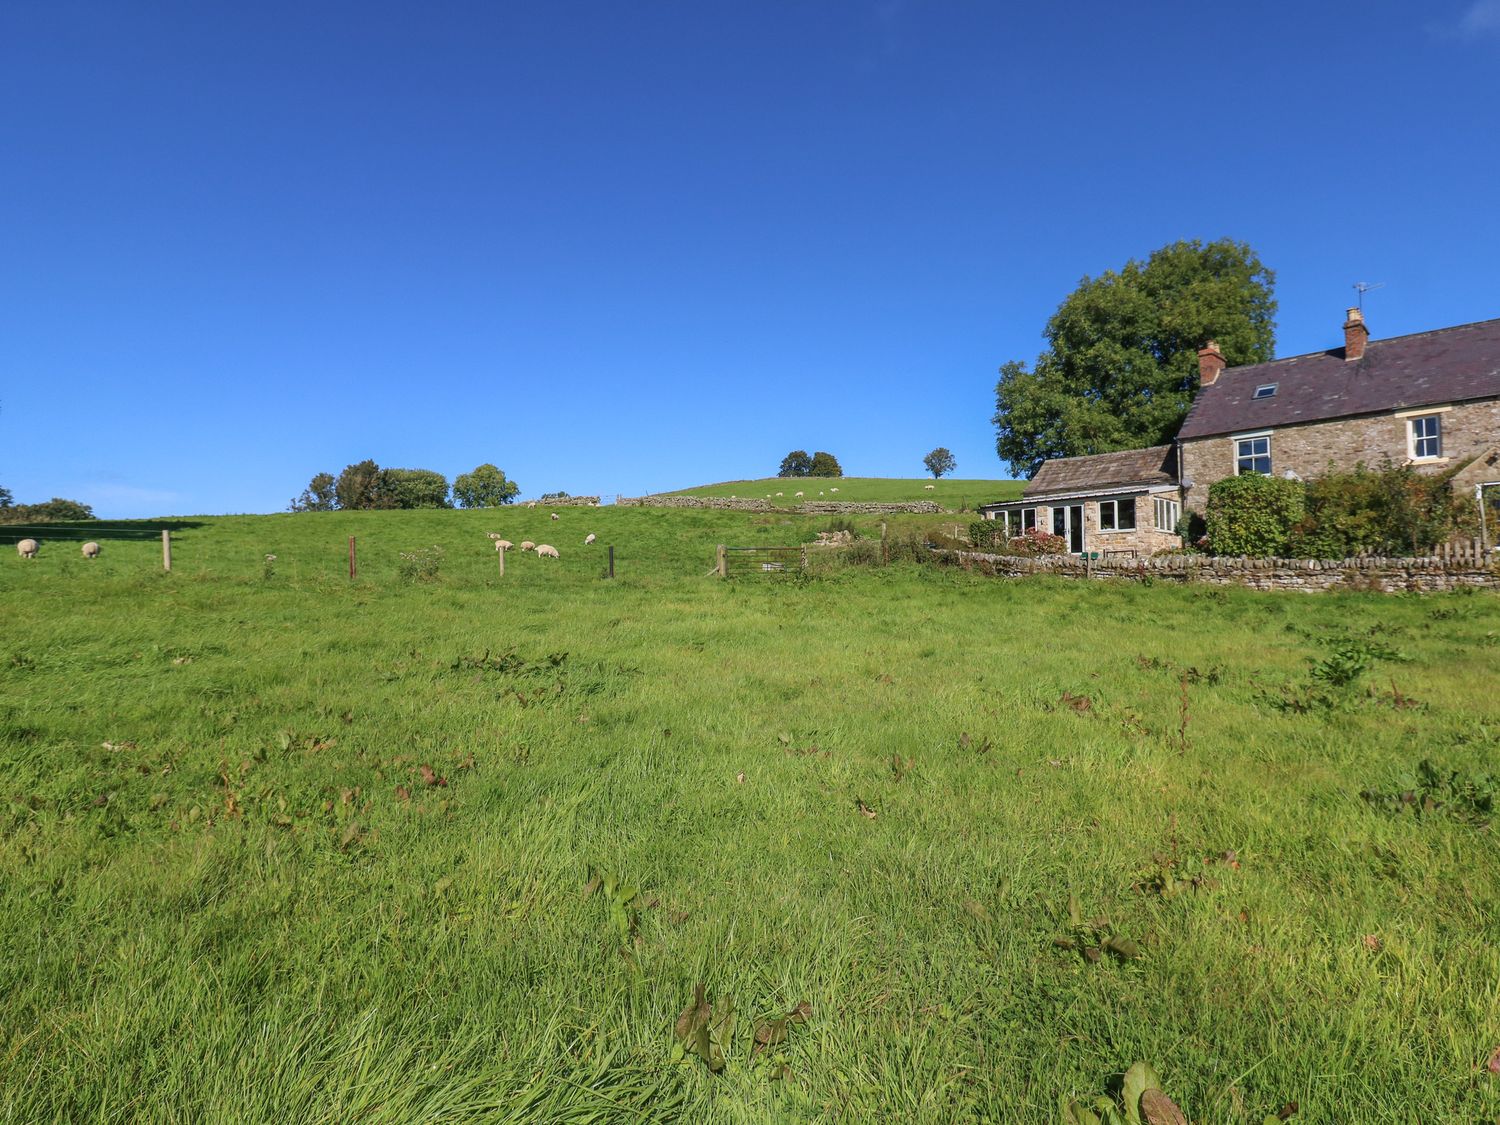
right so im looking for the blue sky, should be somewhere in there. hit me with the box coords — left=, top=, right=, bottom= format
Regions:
left=3, top=1, right=1499, bottom=517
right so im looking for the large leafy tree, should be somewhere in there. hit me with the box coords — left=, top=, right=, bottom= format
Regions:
left=993, top=239, right=1276, bottom=477
left=452, top=463, right=520, bottom=508
left=335, top=460, right=396, bottom=510
left=778, top=450, right=812, bottom=477
left=383, top=468, right=451, bottom=509
left=808, top=451, right=842, bottom=478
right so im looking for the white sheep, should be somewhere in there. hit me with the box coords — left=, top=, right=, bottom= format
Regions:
left=520, top=541, right=536, bottom=552
left=17, top=538, right=38, bottom=559
left=924, top=484, right=935, bottom=490
left=775, top=492, right=783, bottom=497
left=818, top=491, right=824, bottom=496
left=551, top=513, right=559, bottom=521
left=487, top=532, right=502, bottom=540
left=830, top=487, right=839, bottom=493
left=584, top=533, right=596, bottom=545
left=494, top=540, right=514, bottom=552
left=795, top=491, right=804, bottom=498
left=527, top=501, right=536, bottom=509
left=535, top=544, right=559, bottom=559
left=82, top=541, right=100, bottom=559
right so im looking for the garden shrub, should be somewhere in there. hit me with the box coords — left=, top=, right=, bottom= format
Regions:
left=965, top=522, right=1066, bottom=555
left=1286, top=462, right=1467, bottom=558
left=1204, top=473, right=1305, bottom=556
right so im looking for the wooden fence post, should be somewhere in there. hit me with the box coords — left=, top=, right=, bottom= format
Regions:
left=349, top=536, right=357, bottom=580
left=716, top=545, right=726, bottom=578
left=608, top=545, right=615, bottom=579
left=161, top=530, right=171, bottom=572
left=497, top=544, right=505, bottom=578
left=880, top=521, right=888, bottom=565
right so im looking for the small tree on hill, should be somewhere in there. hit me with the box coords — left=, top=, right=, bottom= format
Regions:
left=923, top=447, right=956, bottom=478
left=291, top=472, right=338, bottom=512
left=0, top=485, right=12, bottom=509
left=808, top=451, right=843, bottom=478
left=778, top=450, right=812, bottom=477
left=452, top=464, right=520, bottom=508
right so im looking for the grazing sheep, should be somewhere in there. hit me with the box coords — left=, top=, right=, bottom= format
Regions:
left=924, top=484, right=935, bottom=490
left=487, top=532, right=502, bottom=540
left=584, top=533, right=596, bottom=545
left=82, top=541, right=100, bottom=559
left=551, top=513, right=559, bottom=521
left=818, top=491, right=824, bottom=496
left=830, top=487, right=839, bottom=493
left=535, top=544, right=559, bottom=559
left=775, top=492, right=783, bottom=497
left=495, top=539, right=513, bottom=551
left=526, top=501, right=537, bottom=509
left=795, top=491, right=804, bottom=498
left=17, top=538, right=38, bottom=559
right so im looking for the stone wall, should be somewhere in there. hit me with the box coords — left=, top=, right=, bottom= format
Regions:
left=615, top=495, right=943, bottom=515
left=1180, top=397, right=1500, bottom=512
left=942, top=545, right=1498, bottom=593
left=527, top=496, right=601, bottom=508
left=615, top=495, right=772, bottom=511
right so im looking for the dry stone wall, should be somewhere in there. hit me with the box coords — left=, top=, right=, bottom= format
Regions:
left=615, top=495, right=943, bottom=515
left=943, top=546, right=1498, bottom=593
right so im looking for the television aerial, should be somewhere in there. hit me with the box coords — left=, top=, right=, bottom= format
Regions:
left=1352, top=281, right=1385, bottom=310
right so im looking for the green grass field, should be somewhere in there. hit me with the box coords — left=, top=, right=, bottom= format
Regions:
left=665, top=475, right=1020, bottom=511
left=3, top=505, right=1499, bottom=1122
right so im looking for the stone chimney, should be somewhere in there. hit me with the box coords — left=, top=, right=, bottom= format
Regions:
left=1343, top=307, right=1369, bottom=361
left=1197, top=341, right=1226, bottom=386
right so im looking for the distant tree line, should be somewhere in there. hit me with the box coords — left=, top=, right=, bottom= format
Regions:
left=777, top=450, right=843, bottom=478
left=291, top=461, right=520, bottom=511
left=0, top=485, right=95, bottom=524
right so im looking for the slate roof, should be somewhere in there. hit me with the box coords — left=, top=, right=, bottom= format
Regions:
left=1177, top=317, right=1500, bottom=440
left=1020, top=445, right=1177, bottom=500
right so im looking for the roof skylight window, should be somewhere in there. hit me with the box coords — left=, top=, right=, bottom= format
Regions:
left=1253, top=383, right=1278, bottom=399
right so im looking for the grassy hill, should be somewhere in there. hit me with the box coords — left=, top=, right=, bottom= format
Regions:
left=665, top=475, right=1020, bottom=510
left=3, top=505, right=1499, bottom=1120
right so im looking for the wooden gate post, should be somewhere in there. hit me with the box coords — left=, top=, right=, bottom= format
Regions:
left=716, top=544, right=726, bottom=578
left=161, top=530, right=172, bottom=572
left=348, top=536, right=357, bottom=580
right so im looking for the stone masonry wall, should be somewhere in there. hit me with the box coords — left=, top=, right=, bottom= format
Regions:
left=943, top=545, right=1498, bottom=593
left=615, top=495, right=943, bottom=515
left=1180, top=398, right=1500, bottom=512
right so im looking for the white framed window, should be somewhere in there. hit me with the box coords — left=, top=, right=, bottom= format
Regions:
left=1154, top=496, right=1180, bottom=533
left=1097, top=498, right=1136, bottom=531
left=1005, top=507, right=1036, bottom=537
left=1235, top=433, right=1272, bottom=475
left=1253, top=383, right=1277, bottom=399
left=1408, top=414, right=1442, bottom=461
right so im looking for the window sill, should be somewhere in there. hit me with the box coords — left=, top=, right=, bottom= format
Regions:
left=1407, top=456, right=1450, bottom=466
left=1095, top=528, right=1138, bottom=535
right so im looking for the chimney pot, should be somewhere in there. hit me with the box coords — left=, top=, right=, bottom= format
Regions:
left=1343, top=307, right=1369, bottom=361
left=1197, top=340, right=1226, bottom=387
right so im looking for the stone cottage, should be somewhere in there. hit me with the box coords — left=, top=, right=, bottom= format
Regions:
left=1178, top=309, right=1500, bottom=514
left=982, top=309, right=1500, bottom=555
left=978, top=445, right=1184, bottom=557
